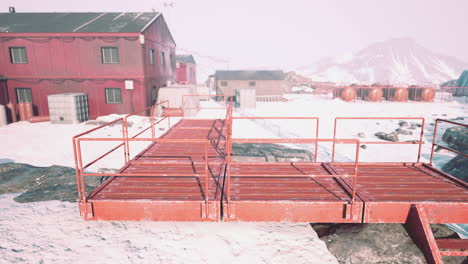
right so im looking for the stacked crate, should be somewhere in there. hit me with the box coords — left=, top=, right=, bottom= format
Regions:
left=47, top=93, right=89, bottom=124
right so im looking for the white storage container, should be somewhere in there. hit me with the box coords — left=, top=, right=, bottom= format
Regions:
left=47, top=93, right=89, bottom=124
left=238, top=88, right=256, bottom=110
left=0, top=104, right=7, bottom=127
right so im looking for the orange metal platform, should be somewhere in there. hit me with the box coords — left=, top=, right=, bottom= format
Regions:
left=72, top=100, right=467, bottom=263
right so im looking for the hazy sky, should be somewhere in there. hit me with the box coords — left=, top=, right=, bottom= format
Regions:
left=2, top=0, right=467, bottom=79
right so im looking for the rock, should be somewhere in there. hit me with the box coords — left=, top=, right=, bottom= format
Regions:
left=357, top=133, right=366, bottom=138
left=313, top=223, right=467, bottom=264
left=399, top=121, right=408, bottom=127
left=455, top=117, right=464, bottom=120
left=0, top=163, right=100, bottom=203
left=232, top=143, right=313, bottom=162
left=315, top=224, right=425, bottom=263
left=395, top=128, right=413, bottom=135
left=441, top=155, right=468, bottom=182
left=360, top=145, right=367, bottom=150
left=442, top=126, right=468, bottom=153
left=375, top=132, right=399, bottom=142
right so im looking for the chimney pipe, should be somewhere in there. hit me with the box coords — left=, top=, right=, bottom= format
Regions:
left=9, top=7, right=16, bottom=13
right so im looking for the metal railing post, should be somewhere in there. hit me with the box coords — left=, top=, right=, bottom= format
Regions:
left=430, top=119, right=439, bottom=165
left=417, top=118, right=425, bottom=163
left=76, top=139, right=88, bottom=218
left=315, top=119, right=319, bottom=162
left=332, top=118, right=338, bottom=162
left=151, top=105, right=155, bottom=139
left=72, top=137, right=83, bottom=203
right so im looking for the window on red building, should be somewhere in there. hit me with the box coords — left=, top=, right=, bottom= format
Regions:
left=150, top=49, right=155, bottom=65
left=9, top=47, right=28, bottom=64
left=101, top=47, right=120, bottom=64
left=16, top=88, right=32, bottom=103
left=105, top=88, right=122, bottom=104
left=160, top=51, right=165, bottom=66
left=151, top=86, right=158, bottom=104
left=221, top=81, right=228, bottom=86
left=249, top=81, right=256, bottom=86
left=170, top=53, right=175, bottom=70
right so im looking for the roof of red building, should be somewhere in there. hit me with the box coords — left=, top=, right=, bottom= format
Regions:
left=215, top=70, right=285, bottom=81
left=0, top=12, right=160, bottom=33
left=176, top=54, right=196, bottom=64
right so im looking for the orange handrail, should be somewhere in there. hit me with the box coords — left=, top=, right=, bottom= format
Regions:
left=332, top=117, right=425, bottom=162
left=430, top=119, right=468, bottom=165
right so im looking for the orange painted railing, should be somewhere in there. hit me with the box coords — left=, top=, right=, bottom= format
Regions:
left=430, top=119, right=468, bottom=165
left=75, top=138, right=212, bottom=218
left=332, top=117, right=425, bottom=162
left=181, top=94, right=228, bottom=110
left=231, top=116, right=320, bottom=161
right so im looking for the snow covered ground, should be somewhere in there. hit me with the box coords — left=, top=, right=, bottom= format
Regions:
left=0, top=194, right=336, bottom=264
left=0, top=95, right=466, bottom=263
left=237, top=94, right=467, bottom=166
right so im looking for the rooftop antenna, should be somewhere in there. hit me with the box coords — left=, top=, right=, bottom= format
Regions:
left=9, top=7, right=16, bottom=13
left=163, top=1, right=174, bottom=28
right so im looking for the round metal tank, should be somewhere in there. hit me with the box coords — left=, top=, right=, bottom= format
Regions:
left=29, top=116, right=50, bottom=123
left=340, top=87, right=356, bottom=102
left=0, top=104, right=7, bottom=127
left=6, top=103, right=17, bottom=122
left=24, top=102, right=34, bottom=120
left=162, top=107, right=184, bottom=117
left=367, top=87, right=383, bottom=102
left=18, top=103, right=27, bottom=121
left=392, top=88, right=408, bottom=102
left=420, top=88, right=436, bottom=102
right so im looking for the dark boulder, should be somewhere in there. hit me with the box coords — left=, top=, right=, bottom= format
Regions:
left=232, top=143, right=313, bottom=162
left=395, top=128, right=413, bottom=135
left=375, top=132, right=399, bottom=142
left=442, top=126, right=468, bottom=153
left=441, top=155, right=468, bottom=182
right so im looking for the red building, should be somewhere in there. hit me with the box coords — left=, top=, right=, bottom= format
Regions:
left=176, top=54, right=197, bottom=84
left=0, top=12, right=176, bottom=119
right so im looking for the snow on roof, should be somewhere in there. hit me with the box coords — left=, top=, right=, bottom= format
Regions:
left=0, top=12, right=160, bottom=33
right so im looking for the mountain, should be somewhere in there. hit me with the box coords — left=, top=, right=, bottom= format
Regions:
left=305, top=38, right=467, bottom=85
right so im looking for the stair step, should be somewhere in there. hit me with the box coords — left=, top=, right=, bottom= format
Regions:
left=436, top=239, right=468, bottom=256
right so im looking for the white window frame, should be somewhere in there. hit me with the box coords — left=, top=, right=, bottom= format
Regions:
left=16, top=88, right=32, bottom=103
left=101, top=47, right=120, bottom=64
left=105, top=88, right=122, bottom=104
left=10, top=47, right=28, bottom=64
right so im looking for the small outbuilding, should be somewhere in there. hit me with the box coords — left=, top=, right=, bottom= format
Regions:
left=176, top=54, right=197, bottom=85
left=214, top=70, right=285, bottom=97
